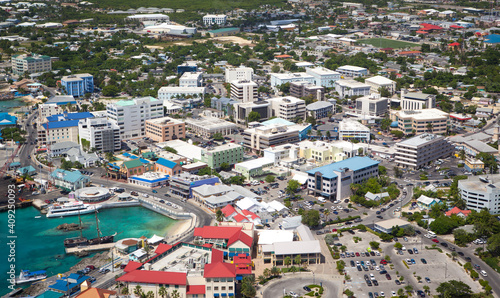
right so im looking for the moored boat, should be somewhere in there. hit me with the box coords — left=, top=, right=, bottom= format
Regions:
left=15, top=270, right=47, bottom=284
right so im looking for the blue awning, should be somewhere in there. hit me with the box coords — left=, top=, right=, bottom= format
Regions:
left=228, top=294, right=234, bottom=297
left=236, top=276, right=243, bottom=281
left=390, top=121, right=399, bottom=128
left=222, top=294, right=227, bottom=297
left=214, top=294, right=220, bottom=297
left=223, top=251, right=228, bottom=256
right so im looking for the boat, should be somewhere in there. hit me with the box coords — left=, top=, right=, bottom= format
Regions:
left=46, top=200, right=101, bottom=218
left=15, top=270, right=47, bottom=284
left=64, top=210, right=115, bottom=248
left=34, top=216, right=41, bottom=219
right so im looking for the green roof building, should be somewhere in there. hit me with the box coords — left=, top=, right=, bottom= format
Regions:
left=11, top=53, right=52, bottom=75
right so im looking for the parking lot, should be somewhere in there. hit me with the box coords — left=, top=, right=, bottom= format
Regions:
left=337, top=230, right=480, bottom=297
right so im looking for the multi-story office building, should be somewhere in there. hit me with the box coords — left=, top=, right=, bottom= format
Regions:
left=338, top=119, right=371, bottom=142
left=395, top=134, right=454, bottom=169
left=11, top=53, right=51, bottom=75
left=225, top=66, right=253, bottom=83
left=392, top=108, right=449, bottom=135
left=401, top=90, right=435, bottom=110
left=335, top=79, right=371, bottom=99
left=230, top=80, right=258, bottom=102
left=268, top=96, right=306, bottom=121
left=306, top=156, right=379, bottom=200
left=306, top=101, right=334, bottom=119
left=170, top=172, right=221, bottom=198
left=38, top=103, right=61, bottom=119
left=60, top=73, right=94, bottom=97
left=185, top=117, right=237, bottom=138
left=354, top=94, right=389, bottom=117
left=306, top=66, right=341, bottom=87
left=78, top=116, right=121, bottom=152
left=200, top=143, right=244, bottom=169
left=158, top=86, right=206, bottom=100
left=38, top=112, right=94, bottom=145
left=458, top=175, right=500, bottom=214
left=365, top=75, right=396, bottom=94
left=242, top=124, right=300, bottom=151
left=270, top=72, right=315, bottom=87
left=106, top=96, right=164, bottom=140
left=203, top=14, right=227, bottom=26
left=233, top=101, right=271, bottom=125
left=145, top=116, right=185, bottom=142
left=290, top=81, right=325, bottom=101
left=336, top=65, right=368, bottom=77
left=179, top=71, right=203, bottom=88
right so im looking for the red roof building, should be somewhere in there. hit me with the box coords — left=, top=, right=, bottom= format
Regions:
left=123, top=261, right=142, bottom=273
left=117, top=270, right=187, bottom=285
left=274, top=54, right=292, bottom=59
left=221, top=204, right=237, bottom=218
left=233, top=213, right=248, bottom=223
left=450, top=25, right=464, bottom=29
left=193, top=226, right=254, bottom=253
left=186, top=285, right=205, bottom=295
left=154, top=243, right=172, bottom=255
left=420, top=23, right=443, bottom=31
left=445, top=207, right=471, bottom=217
left=398, top=50, right=422, bottom=57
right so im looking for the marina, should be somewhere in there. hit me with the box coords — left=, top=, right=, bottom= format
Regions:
left=65, top=243, right=116, bottom=254
left=46, top=199, right=102, bottom=218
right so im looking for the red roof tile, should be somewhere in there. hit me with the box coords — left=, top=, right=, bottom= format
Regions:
left=123, top=261, right=143, bottom=273
left=204, top=262, right=237, bottom=278
left=420, top=23, right=443, bottom=30
left=186, top=285, right=205, bottom=295
left=211, top=248, right=224, bottom=263
left=236, top=267, right=253, bottom=275
left=233, top=213, right=248, bottom=222
left=221, top=205, right=237, bottom=217
left=117, top=270, right=187, bottom=285
left=448, top=42, right=460, bottom=46
left=450, top=25, right=464, bottom=29
left=194, top=226, right=253, bottom=248
left=233, top=254, right=252, bottom=264
left=445, top=207, right=471, bottom=217
left=399, top=51, right=421, bottom=55
left=155, top=243, right=172, bottom=255
left=274, top=54, right=292, bottom=58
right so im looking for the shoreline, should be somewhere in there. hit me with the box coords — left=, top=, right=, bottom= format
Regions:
left=165, top=218, right=192, bottom=241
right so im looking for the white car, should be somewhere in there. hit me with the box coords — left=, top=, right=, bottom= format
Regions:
left=392, top=291, right=397, bottom=297
left=380, top=292, right=385, bottom=297
left=375, top=266, right=380, bottom=271
left=370, top=273, right=375, bottom=280
left=480, top=270, right=488, bottom=277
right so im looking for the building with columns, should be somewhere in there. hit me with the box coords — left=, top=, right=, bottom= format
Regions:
left=401, top=90, right=435, bottom=110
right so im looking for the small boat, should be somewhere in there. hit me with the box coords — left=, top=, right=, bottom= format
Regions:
left=15, top=270, right=47, bottom=284
left=34, top=216, right=41, bottom=219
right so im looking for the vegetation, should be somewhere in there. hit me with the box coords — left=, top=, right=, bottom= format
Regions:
left=301, top=209, right=320, bottom=227
left=350, top=177, right=400, bottom=207
left=436, top=280, right=472, bottom=297
left=357, top=38, right=419, bottom=48
left=265, top=175, right=276, bottom=183
left=240, top=276, right=256, bottom=298
left=163, top=146, right=178, bottom=154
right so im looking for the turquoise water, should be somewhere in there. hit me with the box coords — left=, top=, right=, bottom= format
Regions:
left=0, top=206, right=177, bottom=295
left=0, top=98, right=30, bottom=113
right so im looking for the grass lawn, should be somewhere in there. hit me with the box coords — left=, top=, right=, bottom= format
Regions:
left=357, top=38, right=419, bottom=49
left=94, top=0, right=285, bottom=10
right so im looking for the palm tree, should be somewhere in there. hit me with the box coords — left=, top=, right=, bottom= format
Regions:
left=284, top=256, right=291, bottom=268
left=451, top=251, right=458, bottom=261
left=289, top=265, right=298, bottom=273
left=417, top=276, right=422, bottom=283
left=257, top=275, right=266, bottom=284
left=423, top=285, right=430, bottom=294
left=270, top=266, right=280, bottom=277
left=426, top=122, right=433, bottom=132
left=121, top=287, right=129, bottom=295
left=133, top=285, right=143, bottom=297
left=294, top=255, right=302, bottom=267
left=340, top=245, right=347, bottom=252
left=145, top=291, right=154, bottom=298
left=158, top=286, right=167, bottom=298
left=263, top=268, right=271, bottom=278
left=171, top=290, right=180, bottom=298
left=405, top=285, right=413, bottom=295
left=397, top=288, right=404, bottom=296
left=459, top=149, right=466, bottom=161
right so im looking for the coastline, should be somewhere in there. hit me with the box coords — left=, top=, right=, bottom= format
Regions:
left=165, top=218, right=192, bottom=242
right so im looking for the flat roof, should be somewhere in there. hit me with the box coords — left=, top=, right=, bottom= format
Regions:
left=403, top=92, right=432, bottom=101
left=257, top=230, right=294, bottom=245
left=266, top=240, right=321, bottom=255
left=271, top=72, right=315, bottom=79
left=306, top=156, right=379, bottom=179
left=375, top=218, right=409, bottom=229
left=185, top=117, right=237, bottom=130
left=307, top=66, right=340, bottom=75
left=146, top=116, right=184, bottom=125
left=337, top=65, right=367, bottom=71
left=458, top=174, right=500, bottom=192
left=339, top=119, right=370, bottom=132
left=396, top=108, right=448, bottom=120
left=466, top=140, right=497, bottom=153
left=336, top=79, right=370, bottom=88
left=209, top=27, right=239, bottom=33
left=365, top=75, right=395, bottom=85
left=397, top=133, right=443, bottom=147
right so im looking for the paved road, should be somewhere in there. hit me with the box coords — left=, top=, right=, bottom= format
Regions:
left=261, top=275, right=341, bottom=298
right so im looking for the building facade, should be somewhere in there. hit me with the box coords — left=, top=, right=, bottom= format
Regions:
left=230, top=80, right=258, bottom=102
left=354, top=94, right=388, bottom=117
left=458, top=175, right=500, bottom=214
left=306, top=101, right=334, bottom=119
left=145, top=117, right=186, bottom=142
left=11, top=53, right=51, bottom=75
left=336, top=65, right=368, bottom=77
left=106, top=97, right=164, bottom=140
left=60, top=73, right=94, bottom=97
left=335, top=79, right=371, bottom=99
left=270, top=72, right=315, bottom=87
left=158, top=86, right=206, bottom=101
left=365, top=75, right=396, bottom=94
left=225, top=66, right=253, bottom=83
left=233, top=101, right=271, bottom=125
left=290, top=81, right=325, bottom=101
left=179, top=72, right=203, bottom=88
left=268, top=96, right=306, bottom=121
left=392, top=108, right=449, bottom=135
left=306, top=156, right=380, bottom=200
left=338, top=119, right=371, bottom=142
left=395, top=134, right=454, bottom=169
left=306, top=66, right=341, bottom=87
left=401, top=90, right=436, bottom=110
left=185, top=117, right=237, bottom=138
left=200, top=143, right=244, bottom=169
left=242, top=124, right=300, bottom=151
left=203, top=14, right=227, bottom=26
left=78, top=116, right=121, bottom=152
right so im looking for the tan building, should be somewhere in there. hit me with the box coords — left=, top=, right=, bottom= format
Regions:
left=395, top=134, right=454, bottom=169
left=230, top=80, right=258, bottom=102
left=145, top=117, right=185, bottom=142
left=391, top=108, right=449, bottom=135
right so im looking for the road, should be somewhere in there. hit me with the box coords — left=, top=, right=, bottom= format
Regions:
left=261, top=274, right=341, bottom=298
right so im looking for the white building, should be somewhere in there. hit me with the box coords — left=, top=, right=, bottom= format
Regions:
left=401, top=90, right=435, bottom=110
left=395, top=134, right=454, bottom=169
left=365, top=75, right=396, bottom=94
left=268, top=96, right=306, bottom=121
left=126, top=14, right=170, bottom=22
left=458, top=175, right=500, bottom=214
left=38, top=103, right=61, bottom=119
left=143, top=24, right=197, bottom=36
left=230, top=80, right=258, bottom=102
left=306, top=67, right=341, bottom=87
left=354, top=94, right=388, bottom=117
left=335, top=79, right=371, bottom=99
left=233, top=101, right=272, bottom=125
left=106, top=96, right=164, bottom=140
left=203, top=14, right=227, bottom=26
left=306, top=101, right=334, bottom=119
left=225, top=66, right=254, bottom=83
left=78, top=116, right=121, bottom=152
left=270, top=72, right=315, bottom=87
left=338, top=119, right=371, bottom=142
left=242, top=124, right=300, bottom=151
left=179, top=71, right=203, bottom=88
left=185, top=117, right=237, bottom=138
left=336, top=65, right=368, bottom=77
left=158, top=86, right=206, bottom=100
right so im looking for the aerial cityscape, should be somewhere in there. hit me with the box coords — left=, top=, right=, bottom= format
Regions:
left=1, top=0, right=500, bottom=297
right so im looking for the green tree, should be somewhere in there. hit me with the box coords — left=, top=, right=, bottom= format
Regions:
left=286, top=179, right=300, bottom=195
left=220, top=162, right=230, bottom=171
left=301, top=209, right=320, bottom=227
left=170, top=290, right=180, bottom=298
left=380, top=232, right=393, bottom=241
left=394, top=242, right=403, bottom=250
left=294, top=255, right=302, bottom=266
left=344, top=289, right=354, bottom=298
left=212, top=132, right=224, bottom=141
left=270, top=266, right=280, bottom=276
left=102, top=85, right=120, bottom=97
left=487, top=233, right=500, bottom=256
left=369, top=241, right=380, bottom=249
left=271, top=64, right=280, bottom=73
left=284, top=256, right=291, bottom=267
left=163, top=146, right=178, bottom=154
left=133, top=285, right=143, bottom=297
left=429, top=215, right=461, bottom=234
left=204, top=96, right=211, bottom=108
left=158, top=286, right=167, bottom=298
left=378, top=165, right=387, bottom=175
left=248, top=111, right=261, bottom=122
left=436, top=280, right=472, bottom=297
left=215, top=209, right=224, bottom=222
left=378, top=87, right=391, bottom=97
left=265, top=175, right=275, bottom=183
left=241, top=276, right=256, bottom=298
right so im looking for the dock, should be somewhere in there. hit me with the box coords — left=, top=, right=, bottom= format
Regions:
left=65, top=243, right=115, bottom=254
left=32, top=199, right=48, bottom=211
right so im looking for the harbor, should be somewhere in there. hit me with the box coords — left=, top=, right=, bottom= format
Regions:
left=65, top=243, right=115, bottom=254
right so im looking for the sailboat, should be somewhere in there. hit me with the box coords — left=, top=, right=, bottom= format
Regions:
left=63, top=211, right=115, bottom=248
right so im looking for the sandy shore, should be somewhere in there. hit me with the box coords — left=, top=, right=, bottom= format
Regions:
left=167, top=218, right=192, bottom=240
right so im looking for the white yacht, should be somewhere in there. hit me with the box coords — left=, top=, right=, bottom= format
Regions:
left=46, top=200, right=101, bottom=218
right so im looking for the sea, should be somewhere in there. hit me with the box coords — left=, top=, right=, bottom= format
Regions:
left=0, top=206, right=178, bottom=296
left=0, top=98, right=30, bottom=113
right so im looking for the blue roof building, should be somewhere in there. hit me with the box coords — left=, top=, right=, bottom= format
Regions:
left=306, top=156, right=380, bottom=200
left=48, top=273, right=90, bottom=294
left=60, top=74, right=94, bottom=97
left=16, top=165, right=36, bottom=176
left=50, top=169, right=90, bottom=191
left=484, top=34, right=500, bottom=44
left=42, top=112, right=94, bottom=145
left=0, top=113, right=17, bottom=127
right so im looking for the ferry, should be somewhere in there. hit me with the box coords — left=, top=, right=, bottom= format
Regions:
left=15, top=270, right=47, bottom=284
left=46, top=200, right=101, bottom=218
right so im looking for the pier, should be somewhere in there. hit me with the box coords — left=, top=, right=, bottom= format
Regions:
left=65, top=243, right=115, bottom=254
